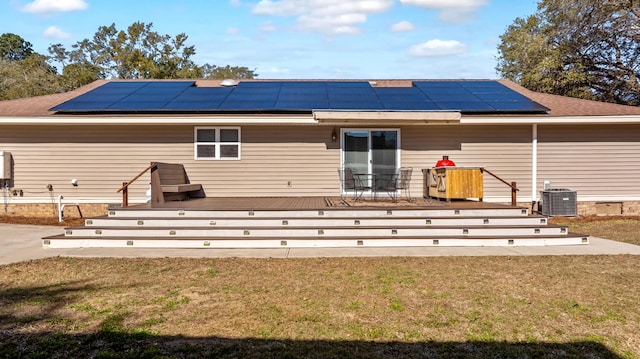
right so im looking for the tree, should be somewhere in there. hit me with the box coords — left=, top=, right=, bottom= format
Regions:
left=55, top=22, right=202, bottom=79
left=202, top=64, right=257, bottom=79
left=0, top=55, right=62, bottom=100
left=0, top=33, right=34, bottom=61
left=496, top=0, right=640, bottom=105
left=60, top=63, right=102, bottom=91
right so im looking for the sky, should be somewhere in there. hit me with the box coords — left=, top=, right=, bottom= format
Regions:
left=1, top=0, right=539, bottom=79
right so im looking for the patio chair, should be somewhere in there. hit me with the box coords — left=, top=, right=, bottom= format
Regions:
left=381, top=167, right=413, bottom=202
left=338, top=168, right=370, bottom=201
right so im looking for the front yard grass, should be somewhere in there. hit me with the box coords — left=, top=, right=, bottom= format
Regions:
left=1, top=255, right=639, bottom=358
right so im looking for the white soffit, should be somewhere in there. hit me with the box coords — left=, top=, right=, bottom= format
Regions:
left=313, top=111, right=461, bottom=125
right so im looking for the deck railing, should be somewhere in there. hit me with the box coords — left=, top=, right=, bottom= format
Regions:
left=480, top=168, right=519, bottom=206
left=116, top=163, right=156, bottom=207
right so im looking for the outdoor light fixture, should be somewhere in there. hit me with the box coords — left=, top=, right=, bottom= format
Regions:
left=70, top=178, right=78, bottom=186
left=331, top=127, right=337, bottom=142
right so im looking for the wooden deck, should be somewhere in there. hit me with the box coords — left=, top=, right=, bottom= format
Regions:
left=127, top=196, right=522, bottom=211
left=46, top=196, right=590, bottom=249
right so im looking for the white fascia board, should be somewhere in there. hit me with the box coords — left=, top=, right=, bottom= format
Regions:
left=461, top=115, right=640, bottom=125
left=313, top=110, right=461, bottom=124
left=0, top=115, right=317, bottom=125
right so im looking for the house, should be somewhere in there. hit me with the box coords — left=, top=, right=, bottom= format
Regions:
left=1, top=79, right=640, bottom=218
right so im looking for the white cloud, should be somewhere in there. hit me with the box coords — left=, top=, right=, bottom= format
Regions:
left=259, top=21, right=277, bottom=32
left=391, top=20, right=415, bottom=32
left=43, top=26, right=72, bottom=39
left=226, top=27, right=241, bottom=35
left=400, top=0, right=488, bottom=23
left=21, top=0, right=88, bottom=14
left=409, top=39, right=467, bottom=57
left=251, top=0, right=394, bottom=35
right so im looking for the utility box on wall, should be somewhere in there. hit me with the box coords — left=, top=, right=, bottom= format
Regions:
left=541, top=189, right=577, bottom=216
left=0, top=151, right=12, bottom=180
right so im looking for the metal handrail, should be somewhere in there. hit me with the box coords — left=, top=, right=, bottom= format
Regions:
left=116, top=162, right=156, bottom=207
left=480, top=167, right=519, bottom=206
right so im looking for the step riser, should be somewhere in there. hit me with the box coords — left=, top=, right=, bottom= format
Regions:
left=66, top=227, right=568, bottom=237
left=44, top=236, right=590, bottom=249
left=86, top=217, right=548, bottom=227
left=49, top=205, right=589, bottom=249
left=108, top=208, right=529, bottom=219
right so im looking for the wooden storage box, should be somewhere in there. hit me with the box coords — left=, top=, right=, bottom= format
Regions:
left=424, top=167, right=483, bottom=201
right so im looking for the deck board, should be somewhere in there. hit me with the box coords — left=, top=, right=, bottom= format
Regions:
left=121, top=197, right=522, bottom=211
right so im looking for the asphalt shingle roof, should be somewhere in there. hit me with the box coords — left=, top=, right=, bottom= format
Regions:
left=1, top=79, right=640, bottom=118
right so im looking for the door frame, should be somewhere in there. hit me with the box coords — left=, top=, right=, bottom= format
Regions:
left=340, top=128, right=402, bottom=196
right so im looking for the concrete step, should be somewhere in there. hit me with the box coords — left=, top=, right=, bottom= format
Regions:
left=84, top=216, right=549, bottom=228
left=63, top=225, right=569, bottom=238
left=43, top=233, right=590, bottom=249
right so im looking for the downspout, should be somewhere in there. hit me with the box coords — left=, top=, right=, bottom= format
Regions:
left=531, top=124, right=538, bottom=211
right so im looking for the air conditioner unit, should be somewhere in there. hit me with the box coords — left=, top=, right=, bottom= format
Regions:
left=0, top=151, right=11, bottom=180
left=541, top=189, right=577, bottom=216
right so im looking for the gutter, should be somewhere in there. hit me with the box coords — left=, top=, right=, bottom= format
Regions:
left=461, top=115, right=640, bottom=125
left=0, top=115, right=317, bottom=125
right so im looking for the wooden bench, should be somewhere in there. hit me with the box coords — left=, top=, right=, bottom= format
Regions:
left=150, top=162, right=205, bottom=203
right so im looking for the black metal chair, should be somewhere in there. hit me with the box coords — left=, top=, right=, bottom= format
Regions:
left=338, top=168, right=371, bottom=201
left=382, top=167, right=413, bottom=202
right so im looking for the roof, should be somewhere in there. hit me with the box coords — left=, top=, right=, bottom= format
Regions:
left=497, top=80, right=640, bottom=117
left=1, top=78, right=640, bottom=118
left=48, top=79, right=549, bottom=114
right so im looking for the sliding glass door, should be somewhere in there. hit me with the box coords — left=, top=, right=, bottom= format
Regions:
left=342, top=129, right=399, bottom=191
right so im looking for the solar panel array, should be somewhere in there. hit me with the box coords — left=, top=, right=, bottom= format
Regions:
left=51, top=80, right=549, bottom=114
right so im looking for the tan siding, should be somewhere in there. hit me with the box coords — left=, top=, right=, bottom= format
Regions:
left=538, top=125, right=640, bottom=197
left=188, top=125, right=340, bottom=197
left=4, top=122, right=638, bottom=204
left=1, top=124, right=341, bottom=202
left=401, top=125, right=532, bottom=199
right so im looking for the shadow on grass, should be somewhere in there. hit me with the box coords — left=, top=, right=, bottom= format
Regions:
left=0, top=332, right=622, bottom=358
left=0, top=282, right=624, bottom=358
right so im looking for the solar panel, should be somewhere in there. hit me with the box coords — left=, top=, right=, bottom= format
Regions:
left=458, top=81, right=507, bottom=88
left=329, top=100, right=384, bottom=110
left=218, top=100, right=277, bottom=111
left=53, top=101, right=118, bottom=111
left=172, top=87, right=233, bottom=101
left=277, top=93, right=329, bottom=101
left=434, top=101, right=497, bottom=112
left=486, top=101, right=549, bottom=112
left=101, top=82, right=151, bottom=89
left=415, top=81, right=462, bottom=89
left=107, top=101, right=171, bottom=111
left=50, top=80, right=549, bottom=114
left=163, top=100, right=224, bottom=110
left=281, top=81, right=327, bottom=88
left=425, top=93, right=480, bottom=102
left=327, top=82, right=372, bottom=88
left=328, top=94, right=379, bottom=101
left=382, top=101, right=440, bottom=110
left=142, top=81, right=194, bottom=88
left=70, top=94, right=128, bottom=103
left=236, top=81, right=282, bottom=89
left=121, top=94, right=179, bottom=102
left=275, top=99, right=331, bottom=110
left=475, top=92, right=529, bottom=101
left=279, top=87, right=327, bottom=96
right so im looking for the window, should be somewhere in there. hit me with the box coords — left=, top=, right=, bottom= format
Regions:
left=194, top=127, right=241, bottom=160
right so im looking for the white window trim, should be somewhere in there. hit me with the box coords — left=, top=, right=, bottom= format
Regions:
left=194, top=127, right=241, bottom=160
